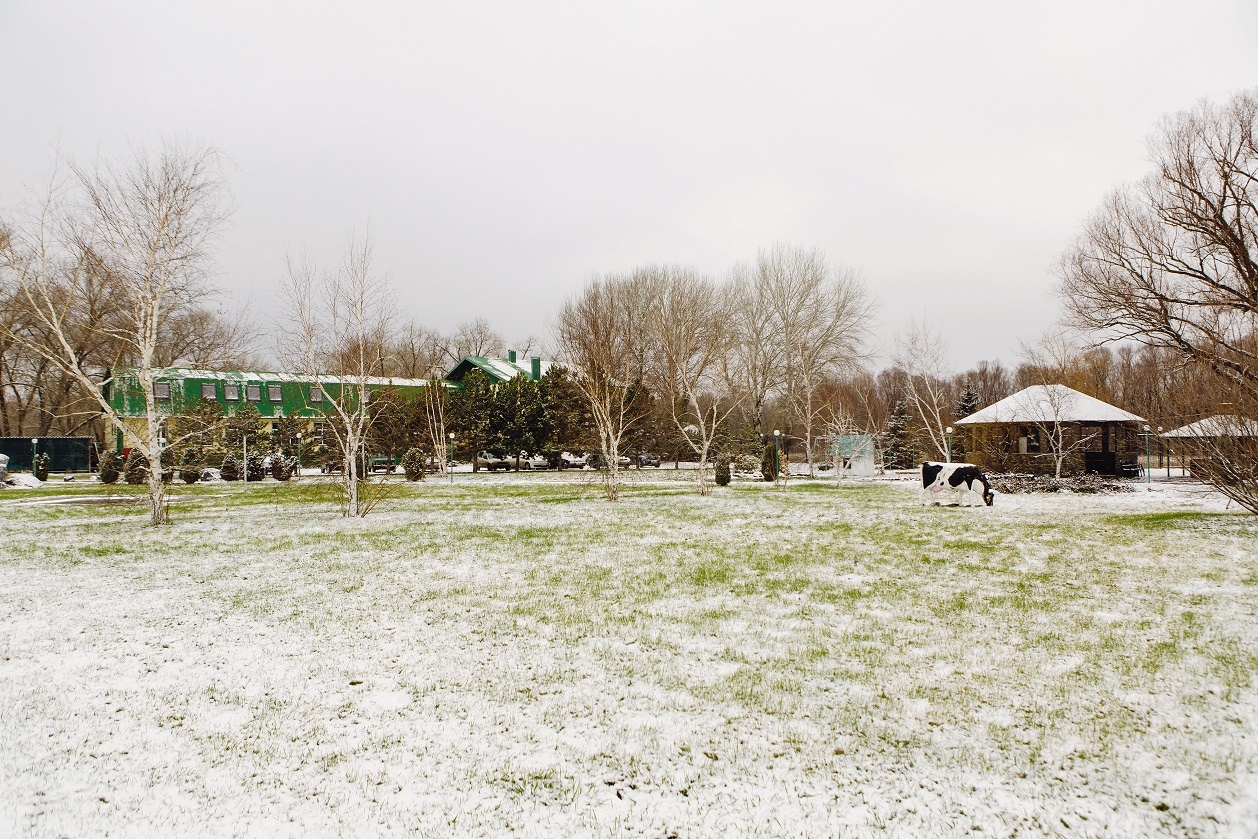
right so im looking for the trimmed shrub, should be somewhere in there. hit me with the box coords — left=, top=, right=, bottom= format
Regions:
left=271, top=454, right=296, bottom=481
left=761, top=444, right=777, bottom=482
left=400, top=447, right=427, bottom=481
left=714, top=456, right=731, bottom=487
left=98, top=451, right=122, bottom=485
left=33, top=453, right=51, bottom=481
left=124, top=449, right=148, bottom=484
left=734, top=453, right=760, bottom=474
left=220, top=452, right=242, bottom=481
left=179, top=447, right=203, bottom=484
left=246, top=451, right=266, bottom=482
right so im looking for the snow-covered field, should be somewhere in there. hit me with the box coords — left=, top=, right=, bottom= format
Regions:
left=1, top=473, right=1255, bottom=837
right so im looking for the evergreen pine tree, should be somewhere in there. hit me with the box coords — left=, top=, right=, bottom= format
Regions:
left=956, top=382, right=981, bottom=419
left=220, top=451, right=242, bottom=481
left=714, top=455, right=731, bottom=486
left=882, top=399, right=917, bottom=470
left=179, top=447, right=203, bottom=484
left=34, top=453, right=51, bottom=481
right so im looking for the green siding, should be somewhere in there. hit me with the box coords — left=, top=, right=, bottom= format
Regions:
left=106, top=367, right=438, bottom=420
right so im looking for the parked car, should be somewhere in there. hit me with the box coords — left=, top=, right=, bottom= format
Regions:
left=630, top=451, right=661, bottom=468
left=474, top=451, right=512, bottom=471
left=513, top=451, right=548, bottom=470
left=586, top=453, right=632, bottom=470
left=556, top=451, right=586, bottom=469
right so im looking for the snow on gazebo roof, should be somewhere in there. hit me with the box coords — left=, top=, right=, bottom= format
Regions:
left=954, top=385, right=1145, bottom=425
left=1161, top=415, right=1258, bottom=438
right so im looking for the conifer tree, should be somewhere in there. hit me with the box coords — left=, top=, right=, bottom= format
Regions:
left=882, top=399, right=917, bottom=470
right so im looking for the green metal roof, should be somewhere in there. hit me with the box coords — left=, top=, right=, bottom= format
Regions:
left=445, top=356, right=533, bottom=384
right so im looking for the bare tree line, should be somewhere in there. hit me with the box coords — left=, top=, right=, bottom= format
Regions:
left=3, top=88, right=1255, bottom=520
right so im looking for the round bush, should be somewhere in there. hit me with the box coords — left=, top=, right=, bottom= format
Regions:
left=400, top=447, right=427, bottom=481
left=33, top=453, right=51, bottom=482
left=98, top=451, right=122, bottom=485
left=124, top=449, right=148, bottom=484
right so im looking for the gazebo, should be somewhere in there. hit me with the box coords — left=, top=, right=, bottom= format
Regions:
left=955, top=384, right=1146, bottom=476
left=1161, top=415, right=1258, bottom=477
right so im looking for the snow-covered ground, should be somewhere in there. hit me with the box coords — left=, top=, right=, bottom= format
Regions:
left=0, top=474, right=1255, bottom=837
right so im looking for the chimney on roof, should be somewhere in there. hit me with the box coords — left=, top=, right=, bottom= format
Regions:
left=507, top=349, right=517, bottom=364
left=531, top=356, right=541, bottom=381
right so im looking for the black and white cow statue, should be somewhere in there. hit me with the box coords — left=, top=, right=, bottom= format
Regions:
left=921, top=461, right=995, bottom=507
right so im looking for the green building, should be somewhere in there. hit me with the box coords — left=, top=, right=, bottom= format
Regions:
left=104, top=367, right=443, bottom=451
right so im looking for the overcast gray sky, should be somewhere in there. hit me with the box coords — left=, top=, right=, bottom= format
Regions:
left=2, top=1, right=1256, bottom=369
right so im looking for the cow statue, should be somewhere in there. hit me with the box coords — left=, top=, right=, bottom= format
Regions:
left=921, top=461, right=995, bottom=507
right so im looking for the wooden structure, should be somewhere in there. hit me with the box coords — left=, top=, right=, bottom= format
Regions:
left=955, top=385, right=1145, bottom=476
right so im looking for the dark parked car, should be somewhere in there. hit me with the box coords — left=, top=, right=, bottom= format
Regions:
left=586, top=453, right=632, bottom=470
left=630, top=451, right=661, bottom=468
left=556, top=451, right=586, bottom=469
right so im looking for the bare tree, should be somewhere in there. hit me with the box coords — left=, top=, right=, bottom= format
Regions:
left=0, top=145, right=229, bottom=525
left=724, top=246, right=875, bottom=475
left=1060, top=90, right=1258, bottom=406
left=639, top=265, right=741, bottom=495
left=554, top=276, right=648, bottom=501
left=388, top=320, right=449, bottom=378
left=449, top=317, right=504, bottom=362
left=893, top=318, right=955, bottom=462
left=728, top=260, right=784, bottom=434
left=280, top=234, right=394, bottom=517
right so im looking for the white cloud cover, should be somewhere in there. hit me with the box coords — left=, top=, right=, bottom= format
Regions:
left=1, top=1, right=1256, bottom=366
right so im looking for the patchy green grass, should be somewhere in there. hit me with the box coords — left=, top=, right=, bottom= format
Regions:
left=0, top=475, right=1255, bottom=836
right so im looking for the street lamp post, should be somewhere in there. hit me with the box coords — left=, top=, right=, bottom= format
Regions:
left=945, top=426, right=953, bottom=464
left=773, top=430, right=781, bottom=487
left=30, top=437, right=38, bottom=474
left=448, top=432, right=455, bottom=484
left=1141, top=425, right=1152, bottom=484
left=295, top=433, right=302, bottom=480
left=243, top=434, right=248, bottom=485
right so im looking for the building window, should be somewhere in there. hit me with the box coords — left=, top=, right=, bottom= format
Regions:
left=310, top=386, right=323, bottom=403
left=1018, top=426, right=1040, bottom=454
left=247, top=385, right=261, bottom=402
left=154, top=382, right=171, bottom=400
left=201, top=383, right=216, bottom=400
left=268, top=385, right=283, bottom=402
left=224, top=383, right=240, bottom=401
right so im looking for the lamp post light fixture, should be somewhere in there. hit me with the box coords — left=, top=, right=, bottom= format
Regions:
left=945, top=426, right=953, bottom=463
left=31, top=437, right=38, bottom=474
left=295, top=433, right=302, bottom=480
left=448, top=432, right=456, bottom=484
left=769, top=432, right=779, bottom=485
left=1141, top=425, right=1152, bottom=484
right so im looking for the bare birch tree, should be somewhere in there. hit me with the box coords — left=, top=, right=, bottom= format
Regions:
left=728, top=260, right=783, bottom=434
left=554, top=276, right=648, bottom=501
left=281, top=235, right=393, bottom=517
left=638, top=265, right=741, bottom=495
left=894, top=318, right=955, bottom=462
left=759, top=246, right=873, bottom=475
left=0, top=146, right=229, bottom=525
